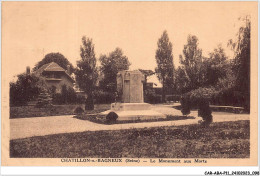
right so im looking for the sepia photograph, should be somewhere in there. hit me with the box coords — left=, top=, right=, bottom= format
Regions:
left=1, top=1, right=258, bottom=168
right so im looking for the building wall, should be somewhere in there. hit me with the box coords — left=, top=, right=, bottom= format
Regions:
left=45, top=74, right=74, bottom=93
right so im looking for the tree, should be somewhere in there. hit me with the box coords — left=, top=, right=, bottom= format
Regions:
left=155, top=30, right=175, bottom=102
left=52, top=84, right=78, bottom=104
left=178, top=35, right=204, bottom=93
left=228, top=16, right=251, bottom=111
left=99, top=48, right=130, bottom=93
left=35, top=88, right=52, bottom=108
left=215, top=59, right=236, bottom=91
left=202, top=45, right=228, bottom=87
left=33, top=52, right=74, bottom=74
left=138, top=69, right=155, bottom=79
left=75, top=36, right=98, bottom=110
left=10, top=73, right=47, bottom=106
left=175, top=66, right=189, bottom=94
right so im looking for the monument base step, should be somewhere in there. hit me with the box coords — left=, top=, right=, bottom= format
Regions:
left=100, top=109, right=166, bottom=121
left=110, top=102, right=151, bottom=111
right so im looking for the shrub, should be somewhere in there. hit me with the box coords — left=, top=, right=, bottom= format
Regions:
left=183, top=87, right=248, bottom=110
left=85, top=94, right=94, bottom=110
left=93, top=90, right=115, bottom=104
left=35, top=88, right=52, bottom=108
left=106, top=112, right=118, bottom=123
left=76, top=95, right=86, bottom=104
left=198, top=98, right=213, bottom=126
left=185, top=87, right=218, bottom=109
left=52, top=93, right=63, bottom=104
left=180, top=87, right=214, bottom=126
left=144, top=89, right=162, bottom=104
left=180, top=95, right=191, bottom=115
left=74, top=106, right=84, bottom=115
left=52, top=85, right=85, bottom=105
left=211, top=89, right=246, bottom=107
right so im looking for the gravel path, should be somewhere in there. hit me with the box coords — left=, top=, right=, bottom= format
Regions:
left=10, top=105, right=250, bottom=140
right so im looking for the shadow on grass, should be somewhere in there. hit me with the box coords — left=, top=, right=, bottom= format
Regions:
left=73, top=114, right=196, bottom=125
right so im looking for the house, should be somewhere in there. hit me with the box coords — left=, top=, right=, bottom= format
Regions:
left=146, top=74, right=162, bottom=94
left=34, top=62, right=75, bottom=94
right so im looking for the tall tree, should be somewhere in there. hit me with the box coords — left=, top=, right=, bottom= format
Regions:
left=175, top=66, right=188, bottom=94
left=33, top=52, right=74, bottom=74
left=99, top=48, right=130, bottom=93
left=178, top=35, right=204, bottom=92
left=75, top=36, right=98, bottom=110
left=203, top=45, right=228, bottom=87
left=155, top=30, right=174, bottom=102
left=228, top=16, right=251, bottom=111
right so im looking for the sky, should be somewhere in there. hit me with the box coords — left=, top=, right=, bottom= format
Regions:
left=2, top=1, right=256, bottom=81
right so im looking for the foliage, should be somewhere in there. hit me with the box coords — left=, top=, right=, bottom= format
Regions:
left=186, top=87, right=219, bottom=105
left=106, top=112, right=118, bottom=123
left=215, top=60, right=236, bottom=91
left=175, top=67, right=188, bottom=94
left=74, top=106, right=84, bottom=115
left=99, top=48, right=130, bottom=93
left=93, top=90, right=115, bottom=104
left=202, top=45, right=228, bottom=87
left=198, top=98, right=213, bottom=126
left=144, top=89, right=162, bottom=104
left=35, top=88, right=52, bottom=108
left=177, top=41, right=229, bottom=94
left=155, top=30, right=175, bottom=102
left=52, top=85, right=85, bottom=105
left=180, top=87, right=218, bottom=123
left=10, top=73, right=47, bottom=106
left=211, top=88, right=246, bottom=107
left=138, top=69, right=155, bottom=78
left=181, top=86, right=247, bottom=110
left=75, top=36, right=98, bottom=110
left=180, top=96, right=191, bottom=115
left=33, top=52, right=74, bottom=73
left=228, top=16, right=251, bottom=112
left=178, top=35, right=204, bottom=93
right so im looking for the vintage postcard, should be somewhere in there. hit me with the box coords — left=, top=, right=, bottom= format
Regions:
left=1, top=1, right=258, bottom=167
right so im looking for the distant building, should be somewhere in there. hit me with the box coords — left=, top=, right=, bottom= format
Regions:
left=146, top=74, right=162, bottom=88
left=146, top=74, right=162, bottom=94
left=34, top=62, right=75, bottom=94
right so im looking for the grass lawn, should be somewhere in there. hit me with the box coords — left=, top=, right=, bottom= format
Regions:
left=10, top=120, right=249, bottom=158
left=10, top=104, right=110, bottom=119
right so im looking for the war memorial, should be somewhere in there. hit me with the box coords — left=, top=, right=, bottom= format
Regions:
left=100, top=70, right=165, bottom=120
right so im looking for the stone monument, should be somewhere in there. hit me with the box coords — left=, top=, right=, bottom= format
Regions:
left=100, top=70, right=166, bottom=120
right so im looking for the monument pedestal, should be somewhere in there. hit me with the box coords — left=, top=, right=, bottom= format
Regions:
left=111, top=103, right=151, bottom=111
left=100, top=103, right=166, bottom=121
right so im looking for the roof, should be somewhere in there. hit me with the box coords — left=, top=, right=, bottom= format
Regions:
left=44, top=62, right=65, bottom=72
left=34, top=62, right=74, bottom=82
left=147, top=74, right=162, bottom=88
left=34, top=62, right=65, bottom=75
